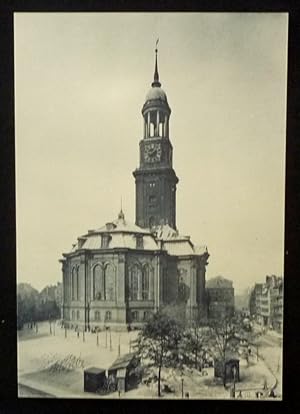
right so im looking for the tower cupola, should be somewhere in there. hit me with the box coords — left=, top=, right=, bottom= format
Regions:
left=142, top=41, right=171, bottom=139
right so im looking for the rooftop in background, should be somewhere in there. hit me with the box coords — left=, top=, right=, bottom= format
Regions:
left=206, top=276, right=234, bottom=289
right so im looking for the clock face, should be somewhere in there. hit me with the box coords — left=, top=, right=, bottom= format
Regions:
left=144, top=143, right=162, bottom=163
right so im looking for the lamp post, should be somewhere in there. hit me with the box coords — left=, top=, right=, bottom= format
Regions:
left=118, top=334, right=121, bottom=356
left=87, top=301, right=90, bottom=332
left=109, top=328, right=112, bottom=351
left=180, top=370, right=184, bottom=399
left=105, top=328, right=108, bottom=348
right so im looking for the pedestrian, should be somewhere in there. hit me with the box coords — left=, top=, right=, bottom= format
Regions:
left=185, top=392, right=190, bottom=399
left=269, top=389, right=276, bottom=398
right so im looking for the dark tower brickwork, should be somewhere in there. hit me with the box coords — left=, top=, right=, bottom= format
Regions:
left=133, top=48, right=179, bottom=230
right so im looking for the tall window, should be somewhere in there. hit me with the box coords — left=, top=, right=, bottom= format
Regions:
left=95, top=311, right=100, bottom=321
left=130, top=265, right=140, bottom=300
left=76, top=310, right=80, bottom=320
left=72, top=267, right=76, bottom=300
left=143, top=311, right=150, bottom=321
left=105, top=311, right=111, bottom=321
left=72, top=310, right=75, bottom=320
left=76, top=267, right=80, bottom=300
left=93, top=264, right=105, bottom=300
left=101, top=234, right=110, bottom=248
left=105, top=264, right=115, bottom=301
left=131, top=311, right=138, bottom=321
left=142, top=266, right=150, bottom=300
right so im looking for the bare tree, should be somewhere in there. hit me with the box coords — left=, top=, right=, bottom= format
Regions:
left=135, top=310, right=183, bottom=397
left=208, top=317, right=239, bottom=387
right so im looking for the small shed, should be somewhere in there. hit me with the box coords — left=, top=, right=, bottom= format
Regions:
left=108, top=353, right=141, bottom=392
left=84, top=367, right=106, bottom=393
left=214, top=357, right=240, bottom=383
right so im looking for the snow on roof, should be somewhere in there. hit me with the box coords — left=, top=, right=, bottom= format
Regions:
left=65, top=212, right=208, bottom=257
left=162, top=240, right=194, bottom=256
left=77, top=233, right=159, bottom=251
left=108, top=353, right=138, bottom=371
left=93, top=213, right=150, bottom=235
left=84, top=367, right=106, bottom=375
left=193, top=245, right=208, bottom=255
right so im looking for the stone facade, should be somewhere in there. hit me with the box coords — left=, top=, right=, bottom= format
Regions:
left=249, top=275, right=283, bottom=331
left=60, top=48, right=209, bottom=330
left=206, top=276, right=235, bottom=320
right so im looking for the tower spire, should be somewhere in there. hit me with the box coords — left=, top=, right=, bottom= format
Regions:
left=152, top=38, right=161, bottom=87
left=118, top=196, right=125, bottom=220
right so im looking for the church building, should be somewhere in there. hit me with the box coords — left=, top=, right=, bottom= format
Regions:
left=60, top=47, right=209, bottom=330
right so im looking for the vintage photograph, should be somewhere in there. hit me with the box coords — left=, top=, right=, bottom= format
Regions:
left=15, top=12, right=287, bottom=399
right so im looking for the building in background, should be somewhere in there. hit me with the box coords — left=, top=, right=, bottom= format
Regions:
left=249, top=275, right=283, bottom=332
left=60, top=48, right=209, bottom=330
left=39, top=282, right=62, bottom=307
left=206, top=276, right=235, bottom=320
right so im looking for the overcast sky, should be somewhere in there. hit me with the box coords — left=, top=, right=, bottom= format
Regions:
left=14, top=13, right=288, bottom=294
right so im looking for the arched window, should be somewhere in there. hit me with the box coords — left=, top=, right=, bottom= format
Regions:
left=142, top=266, right=150, bottom=300
left=76, top=267, right=80, bottom=300
left=93, top=264, right=105, bottom=300
left=95, top=311, right=100, bottom=321
left=177, top=269, right=189, bottom=303
left=150, top=123, right=154, bottom=137
left=76, top=310, right=80, bottom=320
left=105, top=264, right=115, bottom=301
left=130, top=265, right=140, bottom=300
left=105, top=311, right=111, bottom=321
left=71, top=267, right=76, bottom=300
left=159, top=122, right=163, bottom=137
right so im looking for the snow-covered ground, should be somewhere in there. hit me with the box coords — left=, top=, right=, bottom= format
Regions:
left=18, top=321, right=282, bottom=399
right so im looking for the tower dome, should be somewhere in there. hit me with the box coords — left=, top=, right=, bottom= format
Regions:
left=145, top=86, right=168, bottom=103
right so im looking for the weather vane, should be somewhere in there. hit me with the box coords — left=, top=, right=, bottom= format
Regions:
left=155, top=38, right=159, bottom=53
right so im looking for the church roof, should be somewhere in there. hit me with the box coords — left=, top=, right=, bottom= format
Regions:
left=93, top=214, right=149, bottom=235
left=66, top=216, right=208, bottom=258
left=153, top=224, right=208, bottom=256
left=68, top=211, right=159, bottom=253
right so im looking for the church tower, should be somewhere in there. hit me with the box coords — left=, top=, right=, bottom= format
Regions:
left=133, top=45, right=179, bottom=230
